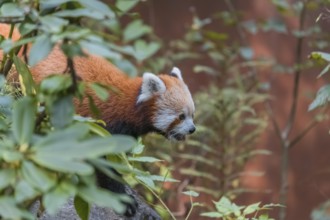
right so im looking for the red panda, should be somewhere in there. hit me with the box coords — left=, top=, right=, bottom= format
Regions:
left=0, top=24, right=196, bottom=141
left=0, top=24, right=195, bottom=219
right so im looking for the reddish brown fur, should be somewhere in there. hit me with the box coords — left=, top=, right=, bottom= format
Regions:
left=0, top=25, right=184, bottom=135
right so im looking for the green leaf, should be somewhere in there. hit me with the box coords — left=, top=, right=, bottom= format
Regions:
left=182, top=190, right=200, bottom=197
left=12, top=96, right=36, bottom=145
left=90, top=83, right=109, bottom=101
left=78, top=185, right=127, bottom=214
left=136, top=175, right=155, bottom=189
left=124, top=20, right=151, bottom=42
left=74, top=196, right=90, bottom=220
left=21, top=161, right=56, bottom=192
left=0, top=3, right=24, bottom=17
left=77, top=0, right=115, bottom=18
left=310, top=51, right=330, bottom=62
left=29, top=34, right=54, bottom=66
left=0, top=197, right=34, bottom=220
left=43, top=182, right=76, bottom=215
left=317, top=64, right=330, bottom=79
left=40, top=75, right=72, bottom=94
left=32, top=155, right=94, bottom=175
left=243, top=202, right=261, bottom=215
left=200, top=212, right=224, bottom=218
left=13, top=56, right=37, bottom=95
left=54, top=9, right=106, bottom=20
left=308, top=85, right=330, bottom=111
left=35, top=135, right=135, bottom=159
left=15, top=180, right=39, bottom=203
left=239, top=47, right=254, bottom=60
left=49, top=95, right=74, bottom=129
left=150, top=175, right=179, bottom=183
left=0, top=169, right=15, bottom=190
left=134, top=40, right=160, bottom=62
left=40, top=15, right=69, bottom=33
left=116, top=0, right=139, bottom=13
left=79, top=40, right=121, bottom=60
left=128, top=156, right=162, bottom=163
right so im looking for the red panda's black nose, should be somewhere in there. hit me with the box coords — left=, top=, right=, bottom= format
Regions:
left=189, top=126, right=196, bottom=134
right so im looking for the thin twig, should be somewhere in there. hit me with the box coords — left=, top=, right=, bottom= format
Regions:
left=289, top=119, right=318, bottom=149
left=67, top=57, right=78, bottom=92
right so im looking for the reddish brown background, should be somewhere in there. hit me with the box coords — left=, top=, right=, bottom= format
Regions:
left=134, top=1, right=330, bottom=219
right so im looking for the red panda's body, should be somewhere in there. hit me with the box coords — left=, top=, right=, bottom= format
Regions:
left=0, top=24, right=195, bottom=140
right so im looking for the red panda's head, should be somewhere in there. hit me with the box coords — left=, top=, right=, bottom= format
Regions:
left=137, top=67, right=195, bottom=141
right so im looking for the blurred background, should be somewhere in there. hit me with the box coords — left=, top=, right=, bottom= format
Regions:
left=105, top=0, right=330, bottom=219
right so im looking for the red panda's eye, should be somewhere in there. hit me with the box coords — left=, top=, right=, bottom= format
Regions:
left=179, top=114, right=186, bottom=120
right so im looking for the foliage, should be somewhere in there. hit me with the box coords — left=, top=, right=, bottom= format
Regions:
left=201, top=196, right=282, bottom=220
left=0, top=0, right=169, bottom=219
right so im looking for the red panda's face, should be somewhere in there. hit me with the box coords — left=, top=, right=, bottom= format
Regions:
left=137, top=67, right=195, bottom=141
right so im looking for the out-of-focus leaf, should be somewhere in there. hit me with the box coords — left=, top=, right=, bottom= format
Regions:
left=90, top=83, right=109, bottom=101
left=43, top=182, right=76, bottom=215
left=13, top=56, right=37, bottom=95
left=0, top=169, right=15, bottom=190
left=136, top=175, right=155, bottom=189
left=32, top=155, right=94, bottom=175
left=308, top=85, right=330, bottom=111
left=243, top=202, right=260, bottom=215
left=128, top=156, right=162, bottom=163
left=77, top=0, right=115, bottom=18
left=50, top=95, right=74, bottom=129
left=29, top=34, right=54, bottom=66
left=40, top=15, right=69, bottom=33
left=15, top=180, right=39, bottom=203
left=54, top=9, right=106, bottom=20
left=0, top=3, right=24, bottom=17
left=12, top=96, right=36, bottom=145
left=200, top=212, right=224, bottom=218
left=78, top=185, right=127, bottom=214
left=182, top=190, right=200, bottom=197
left=124, top=20, right=151, bottom=42
left=0, top=197, right=34, bottom=220
left=310, top=51, right=330, bottom=62
left=21, top=161, right=56, bottom=192
left=134, top=40, right=160, bottom=62
left=239, top=47, right=254, bottom=60
left=116, top=0, right=139, bottom=13
left=74, top=196, right=90, bottom=220
left=40, top=75, right=72, bottom=94
left=79, top=40, right=121, bottom=60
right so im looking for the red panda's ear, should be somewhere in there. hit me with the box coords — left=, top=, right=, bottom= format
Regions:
left=137, top=73, right=166, bottom=104
left=169, top=67, right=183, bottom=81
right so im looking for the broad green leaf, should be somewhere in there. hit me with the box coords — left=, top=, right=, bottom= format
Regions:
left=13, top=56, right=37, bottom=95
left=310, top=51, right=330, bottom=62
left=182, top=190, right=200, bottom=197
left=78, top=185, right=127, bottom=214
left=200, top=212, right=224, bottom=218
left=0, top=169, right=15, bottom=190
left=50, top=95, right=74, bottom=129
left=116, top=0, right=139, bottom=13
left=239, top=47, right=254, bottom=60
left=134, top=40, right=160, bottom=62
left=124, top=20, right=151, bottom=42
left=15, top=180, right=39, bottom=203
left=12, top=96, right=36, bottom=145
left=90, top=83, right=109, bottom=101
left=40, top=75, right=72, bottom=94
left=0, top=197, right=34, bottom=220
left=74, top=196, right=90, bottom=220
left=43, top=182, right=76, bottom=215
left=2, top=150, right=23, bottom=162
left=136, top=175, right=155, bottom=189
left=308, top=85, right=330, bottom=111
left=54, top=9, right=105, bottom=20
left=35, top=135, right=135, bottom=159
left=243, top=202, right=261, bottom=215
left=29, top=34, right=54, bottom=66
left=32, top=155, right=94, bottom=175
left=193, top=65, right=217, bottom=75
left=79, top=40, right=121, bottom=60
left=0, top=3, right=24, bottom=17
left=34, top=123, right=90, bottom=149
left=77, top=0, right=115, bottom=18
left=128, top=156, right=162, bottom=163
left=40, top=15, right=69, bottom=33
left=21, top=161, right=56, bottom=192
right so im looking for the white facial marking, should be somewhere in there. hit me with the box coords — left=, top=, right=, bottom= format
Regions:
left=154, top=109, right=177, bottom=131
left=171, top=67, right=183, bottom=81
left=137, top=72, right=166, bottom=104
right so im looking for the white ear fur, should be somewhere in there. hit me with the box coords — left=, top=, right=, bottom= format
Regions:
left=170, top=67, right=183, bottom=81
left=137, top=73, right=166, bottom=104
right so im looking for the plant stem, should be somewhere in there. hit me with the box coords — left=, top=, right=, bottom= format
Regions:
left=278, top=2, right=307, bottom=220
left=0, top=24, right=15, bottom=75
